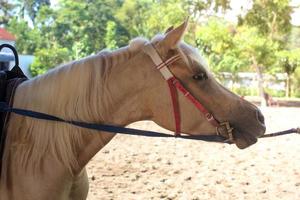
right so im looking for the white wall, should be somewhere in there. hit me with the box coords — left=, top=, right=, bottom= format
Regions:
left=0, top=40, right=16, bottom=53
left=0, top=41, right=34, bottom=77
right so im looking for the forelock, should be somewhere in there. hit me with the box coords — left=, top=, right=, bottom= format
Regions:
left=129, top=37, right=148, bottom=52
left=179, top=42, right=209, bottom=69
left=151, top=34, right=165, bottom=43
left=128, top=34, right=207, bottom=70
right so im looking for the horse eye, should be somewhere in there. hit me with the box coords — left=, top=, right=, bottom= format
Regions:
left=192, top=73, right=207, bottom=81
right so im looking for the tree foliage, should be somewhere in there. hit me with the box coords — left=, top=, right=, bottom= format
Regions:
left=104, top=21, right=118, bottom=50
left=276, top=49, right=300, bottom=76
left=30, top=45, right=69, bottom=76
left=276, top=49, right=300, bottom=96
left=234, top=26, right=278, bottom=70
left=2, top=0, right=300, bottom=98
left=195, top=19, right=240, bottom=74
left=7, top=18, right=41, bottom=54
left=0, top=0, right=17, bottom=26
left=239, top=0, right=292, bottom=41
left=17, top=0, right=51, bottom=23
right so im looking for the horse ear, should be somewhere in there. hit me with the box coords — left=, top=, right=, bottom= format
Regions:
left=162, top=19, right=188, bottom=49
left=164, top=26, right=174, bottom=34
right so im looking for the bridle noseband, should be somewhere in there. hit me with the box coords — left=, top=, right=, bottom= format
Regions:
left=143, top=43, right=234, bottom=143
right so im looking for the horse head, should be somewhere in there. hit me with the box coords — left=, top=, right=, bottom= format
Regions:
left=136, top=20, right=266, bottom=149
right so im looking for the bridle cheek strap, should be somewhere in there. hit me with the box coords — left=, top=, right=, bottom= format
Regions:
left=167, top=78, right=181, bottom=135
left=143, top=44, right=181, bottom=134
left=143, top=43, right=233, bottom=141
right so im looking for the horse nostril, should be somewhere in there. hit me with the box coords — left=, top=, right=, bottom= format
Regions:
left=256, top=110, right=265, bottom=125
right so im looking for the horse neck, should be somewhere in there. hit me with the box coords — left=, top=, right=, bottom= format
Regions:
left=73, top=49, right=152, bottom=171
left=10, top=47, right=151, bottom=173
left=17, top=48, right=148, bottom=123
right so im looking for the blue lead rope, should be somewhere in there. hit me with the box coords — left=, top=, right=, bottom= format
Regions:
left=0, top=102, right=230, bottom=143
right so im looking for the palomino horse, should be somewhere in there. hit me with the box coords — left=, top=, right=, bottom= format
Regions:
left=0, top=21, right=265, bottom=199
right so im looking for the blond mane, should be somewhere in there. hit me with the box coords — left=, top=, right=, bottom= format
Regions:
left=3, top=38, right=150, bottom=174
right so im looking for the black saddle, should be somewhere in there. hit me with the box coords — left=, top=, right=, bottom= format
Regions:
left=0, top=44, right=28, bottom=175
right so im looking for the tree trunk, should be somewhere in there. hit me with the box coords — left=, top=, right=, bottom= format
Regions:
left=253, top=58, right=266, bottom=106
left=286, top=74, right=291, bottom=97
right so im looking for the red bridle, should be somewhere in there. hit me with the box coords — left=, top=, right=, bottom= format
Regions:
left=143, top=43, right=234, bottom=142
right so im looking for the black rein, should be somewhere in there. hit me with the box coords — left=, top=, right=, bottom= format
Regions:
left=0, top=102, right=298, bottom=144
left=0, top=43, right=298, bottom=144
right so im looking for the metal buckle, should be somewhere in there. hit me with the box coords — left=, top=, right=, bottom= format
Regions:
left=205, top=113, right=216, bottom=124
left=216, top=122, right=234, bottom=143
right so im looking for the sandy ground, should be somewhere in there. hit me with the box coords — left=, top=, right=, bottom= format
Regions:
left=86, top=107, right=300, bottom=200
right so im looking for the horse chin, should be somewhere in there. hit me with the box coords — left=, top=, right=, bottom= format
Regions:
left=233, top=131, right=258, bottom=149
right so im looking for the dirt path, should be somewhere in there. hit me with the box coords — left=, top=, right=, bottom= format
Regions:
left=86, top=107, right=300, bottom=200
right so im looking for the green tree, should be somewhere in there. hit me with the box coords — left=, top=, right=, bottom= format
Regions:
left=276, top=49, right=300, bottom=97
left=0, top=0, right=17, bottom=26
left=294, top=68, right=300, bottom=97
left=16, top=0, right=51, bottom=23
left=195, top=19, right=280, bottom=101
left=237, top=0, right=294, bottom=101
left=116, top=0, right=152, bottom=37
left=288, top=26, right=300, bottom=49
left=105, top=21, right=118, bottom=50
left=33, top=0, right=130, bottom=74
left=195, top=19, right=243, bottom=77
left=144, top=0, right=187, bottom=37
left=186, top=0, right=230, bottom=15
left=30, top=44, right=70, bottom=76
left=196, top=19, right=234, bottom=58
left=116, top=0, right=230, bottom=42
left=235, top=26, right=278, bottom=104
left=41, top=0, right=128, bottom=58
left=6, top=18, right=41, bottom=54
left=239, top=0, right=292, bottom=43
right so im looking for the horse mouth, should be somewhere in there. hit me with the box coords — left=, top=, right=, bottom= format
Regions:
left=230, top=119, right=266, bottom=149
left=233, top=130, right=259, bottom=149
